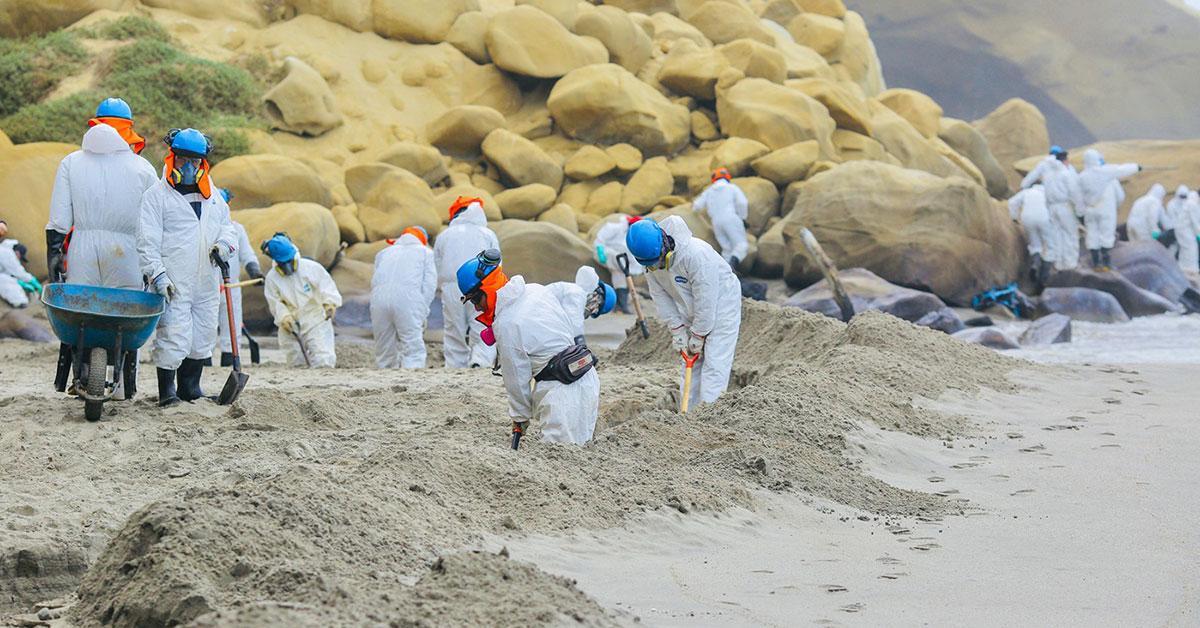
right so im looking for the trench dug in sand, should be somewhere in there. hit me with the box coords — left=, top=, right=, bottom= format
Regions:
left=0, top=301, right=1017, bottom=626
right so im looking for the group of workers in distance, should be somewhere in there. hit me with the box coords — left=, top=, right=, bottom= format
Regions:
left=22, top=95, right=749, bottom=448
left=1012, top=145, right=1200, bottom=282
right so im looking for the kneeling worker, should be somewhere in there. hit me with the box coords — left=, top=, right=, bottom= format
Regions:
left=458, top=250, right=616, bottom=445
left=261, top=233, right=342, bottom=368
left=627, top=216, right=742, bottom=409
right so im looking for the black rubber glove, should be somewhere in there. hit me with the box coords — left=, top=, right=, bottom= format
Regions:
left=246, top=261, right=263, bottom=280
left=45, top=229, right=67, bottom=282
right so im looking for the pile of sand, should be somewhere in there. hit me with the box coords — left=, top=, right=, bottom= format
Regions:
left=1, top=302, right=1016, bottom=625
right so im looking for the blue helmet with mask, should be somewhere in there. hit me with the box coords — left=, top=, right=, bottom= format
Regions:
left=167, top=128, right=211, bottom=186
left=261, top=233, right=298, bottom=274
left=456, top=249, right=502, bottom=300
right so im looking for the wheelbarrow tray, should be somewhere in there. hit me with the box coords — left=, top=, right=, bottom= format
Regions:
left=41, top=284, right=165, bottom=353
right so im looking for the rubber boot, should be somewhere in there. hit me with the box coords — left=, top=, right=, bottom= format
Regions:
left=157, top=368, right=180, bottom=407
left=1028, top=254, right=1043, bottom=284
left=1089, top=249, right=1102, bottom=271
left=1101, top=247, right=1113, bottom=271
left=615, top=288, right=633, bottom=314
left=220, top=352, right=234, bottom=367
left=176, top=357, right=206, bottom=402
left=1039, top=259, right=1053, bottom=287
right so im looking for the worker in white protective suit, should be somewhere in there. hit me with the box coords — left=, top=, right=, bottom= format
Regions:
left=1164, top=185, right=1190, bottom=257
left=627, top=216, right=742, bottom=409
left=371, top=226, right=437, bottom=368
left=216, top=214, right=263, bottom=367
left=1022, top=146, right=1085, bottom=271
left=593, top=215, right=645, bottom=314
left=138, top=128, right=237, bottom=407
left=46, top=98, right=157, bottom=398
left=1077, top=149, right=1140, bottom=271
left=693, top=168, right=749, bottom=268
left=460, top=250, right=616, bottom=446
left=1008, top=184, right=1055, bottom=287
left=0, top=224, right=39, bottom=308
left=434, top=196, right=500, bottom=368
left=1126, top=184, right=1168, bottom=243
left=262, top=233, right=342, bottom=368
left=1177, top=192, right=1200, bottom=274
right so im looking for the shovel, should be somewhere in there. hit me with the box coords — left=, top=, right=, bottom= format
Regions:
left=241, top=325, right=261, bottom=365
left=291, top=318, right=313, bottom=368
left=213, top=252, right=249, bottom=405
left=616, top=253, right=650, bottom=339
left=679, top=351, right=699, bottom=414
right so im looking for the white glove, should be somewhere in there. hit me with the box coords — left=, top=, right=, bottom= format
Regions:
left=686, top=331, right=706, bottom=356
left=152, top=272, right=175, bottom=303
left=323, top=303, right=337, bottom=321
left=670, top=325, right=688, bottom=351
left=279, top=314, right=296, bottom=334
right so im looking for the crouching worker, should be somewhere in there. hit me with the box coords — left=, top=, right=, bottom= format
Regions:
left=371, top=226, right=436, bottom=368
left=459, top=250, right=616, bottom=446
left=627, top=216, right=742, bottom=409
left=0, top=223, right=39, bottom=308
left=262, top=233, right=341, bottom=368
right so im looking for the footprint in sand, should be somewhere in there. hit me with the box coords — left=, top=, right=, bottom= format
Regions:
left=927, top=476, right=945, bottom=483
left=878, top=572, right=908, bottom=580
left=969, top=455, right=990, bottom=462
left=950, top=462, right=980, bottom=469
left=1006, top=432, right=1024, bottom=439
left=934, top=489, right=960, bottom=497
left=822, top=584, right=848, bottom=593
left=1103, top=398, right=1122, bottom=405
left=990, top=474, right=1010, bottom=481
left=875, top=556, right=903, bottom=565
left=886, top=525, right=911, bottom=536
left=1099, top=444, right=1121, bottom=449
left=1018, top=444, right=1046, bottom=453
left=909, top=542, right=940, bottom=551
left=840, top=602, right=865, bottom=613
left=1043, top=424, right=1081, bottom=431
left=1010, top=489, right=1035, bottom=496
left=1067, top=416, right=1088, bottom=423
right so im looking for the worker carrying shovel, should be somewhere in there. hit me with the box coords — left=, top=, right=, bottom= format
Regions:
left=261, top=233, right=341, bottom=368
left=626, top=216, right=742, bottom=411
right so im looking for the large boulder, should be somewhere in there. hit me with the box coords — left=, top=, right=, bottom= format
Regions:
left=0, top=142, right=76, bottom=278
left=785, top=78, right=872, bottom=136
left=537, top=203, right=579, bottom=233
left=1110, top=240, right=1193, bottom=304
left=973, top=98, right=1051, bottom=192
left=233, top=203, right=340, bottom=269
left=779, top=161, right=1024, bottom=305
left=733, top=176, right=780, bottom=236
left=425, top=105, right=506, bottom=158
left=716, top=39, right=787, bottom=84
left=263, top=57, right=343, bottom=137
left=495, top=184, right=558, bottom=220
left=716, top=78, right=837, bottom=155
left=752, top=220, right=786, bottom=278
left=331, top=204, right=366, bottom=245
left=491, top=220, right=605, bottom=285
left=938, top=118, right=1010, bottom=198
left=377, top=141, right=449, bottom=186
left=372, top=0, right=479, bottom=44
left=866, top=100, right=961, bottom=179
left=914, top=307, right=966, bottom=335
left=485, top=5, right=608, bottom=79
left=1019, top=313, right=1072, bottom=346
left=750, top=140, right=820, bottom=186
left=564, top=145, right=617, bottom=180
left=481, top=129, right=564, bottom=191
left=1045, top=268, right=1178, bottom=317
left=622, top=157, right=675, bottom=215
left=445, top=11, right=491, bottom=64
left=832, top=10, right=885, bottom=97
left=574, top=5, right=653, bottom=73
left=831, top=129, right=893, bottom=164
left=951, top=327, right=1020, bottom=350
left=763, top=25, right=836, bottom=81
left=785, top=268, right=948, bottom=322
left=686, top=0, right=774, bottom=45
left=549, top=64, right=691, bottom=157
left=785, top=13, right=844, bottom=58
left=1036, top=288, right=1130, bottom=323
left=344, top=164, right=440, bottom=241
left=709, top=137, right=770, bottom=177
left=211, top=154, right=332, bottom=210
left=876, top=88, right=943, bottom=139
left=290, top=0, right=373, bottom=33
left=658, top=39, right=730, bottom=100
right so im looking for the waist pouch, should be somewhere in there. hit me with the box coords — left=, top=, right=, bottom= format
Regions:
left=534, top=342, right=596, bottom=385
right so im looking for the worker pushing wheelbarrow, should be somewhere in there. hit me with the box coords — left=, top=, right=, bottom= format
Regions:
left=41, top=284, right=165, bottom=421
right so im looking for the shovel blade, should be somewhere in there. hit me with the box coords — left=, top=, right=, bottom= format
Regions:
left=217, top=370, right=249, bottom=405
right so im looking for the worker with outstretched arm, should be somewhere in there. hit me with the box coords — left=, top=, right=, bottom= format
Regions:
left=627, top=216, right=742, bottom=409
left=261, top=233, right=342, bottom=368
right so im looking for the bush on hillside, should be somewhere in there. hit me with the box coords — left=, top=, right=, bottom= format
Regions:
left=87, top=15, right=171, bottom=42
left=0, top=31, right=88, bottom=117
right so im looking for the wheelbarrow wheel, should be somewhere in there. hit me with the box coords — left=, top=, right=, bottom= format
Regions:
left=84, top=347, right=106, bottom=422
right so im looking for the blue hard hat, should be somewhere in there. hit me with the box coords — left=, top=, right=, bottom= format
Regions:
left=594, top=282, right=616, bottom=318
left=1049, top=145, right=1066, bottom=157
left=95, top=97, right=132, bottom=120
left=168, top=128, right=210, bottom=159
left=457, top=249, right=501, bottom=298
left=262, top=234, right=297, bottom=264
left=626, top=219, right=665, bottom=267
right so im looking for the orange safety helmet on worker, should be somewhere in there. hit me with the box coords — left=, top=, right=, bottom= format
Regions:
left=387, top=226, right=429, bottom=246
left=448, top=195, right=483, bottom=223
left=711, top=167, right=732, bottom=183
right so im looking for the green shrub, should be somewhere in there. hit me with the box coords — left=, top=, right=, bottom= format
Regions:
left=0, top=90, right=102, bottom=145
left=93, top=15, right=171, bottom=42
left=0, top=31, right=88, bottom=117
left=104, top=39, right=181, bottom=71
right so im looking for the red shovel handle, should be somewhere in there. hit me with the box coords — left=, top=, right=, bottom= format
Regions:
left=681, top=351, right=699, bottom=367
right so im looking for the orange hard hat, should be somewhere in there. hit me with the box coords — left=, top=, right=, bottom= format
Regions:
left=448, top=196, right=483, bottom=222
left=712, top=167, right=732, bottom=182
left=400, top=226, right=428, bottom=246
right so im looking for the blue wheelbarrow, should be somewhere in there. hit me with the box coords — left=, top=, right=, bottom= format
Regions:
left=41, top=284, right=165, bottom=421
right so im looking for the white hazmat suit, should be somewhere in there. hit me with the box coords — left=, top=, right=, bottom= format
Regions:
left=371, top=233, right=437, bottom=368
left=0, top=240, right=33, bottom=307
left=1077, top=149, right=1138, bottom=251
left=48, top=123, right=157, bottom=288
left=1127, top=184, right=1167, bottom=242
left=434, top=202, right=500, bottom=368
left=264, top=257, right=342, bottom=368
left=1177, top=192, right=1200, bottom=274
left=593, top=218, right=644, bottom=287
left=1008, top=185, right=1055, bottom=259
left=493, top=274, right=598, bottom=445
left=217, top=222, right=257, bottom=354
left=1022, top=156, right=1084, bottom=269
left=693, top=178, right=749, bottom=266
left=645, top=216, right=742, bottom=408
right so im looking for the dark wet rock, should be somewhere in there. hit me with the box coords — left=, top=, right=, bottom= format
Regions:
left=951, top=327, right=1020, bottom=350
left=1035, top=287, right=1129, bottom=323
left=914, top=307, right=966, bottom=334
left=785, top=268, right=946, bottom=322
left=1020, top=313, right=1072, bottom=346
left=1046, top=266, right=1177, bottom=317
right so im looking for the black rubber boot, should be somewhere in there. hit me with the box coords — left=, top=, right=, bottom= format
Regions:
left=176, top=358, right=206, bottom=402
left=220, top=352, right=234, bottom=367
left=1039, top=260, right=1053, bottom=287
left=1089, top=249, right=1102, bottom=270
left=157, top=368, right=180, bottom=407
left=1101, top=248, right=1113, bottom=271
left=615, top=288, right=633, bottom=314
left=1028, top=254, right=1043, bottom=284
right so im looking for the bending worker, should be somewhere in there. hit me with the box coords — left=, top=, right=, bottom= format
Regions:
left=0, top=222, right=40, bottom=308
left=593, top=214, right=644, bottom=314
left=1022, top=146, right=1084, bottom=271
left=627, top=215, right=742, bottom=409
left=459, top=251, right=616, bottom=445
left=217, top=214, right=263, bottom=367
left=47, top=97, right=157, bottom=398
left=434, top=197, right=500, bottom=368
left=1077, top=149, right=1139, bottom=271
left=1126, top=184, right=1167, bottom=243
left=692, top=168, right=749, bottom=269
left=262, top=233, right=342, bottom=368
left=138, top=128, right=237, bottom=406
left=1008, top=183, right=1054, bottom=287
left=371, top=226, right=436, bottom=368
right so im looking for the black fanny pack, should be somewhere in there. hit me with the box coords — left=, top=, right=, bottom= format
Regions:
left=534, top=339, right=596, bottom=385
